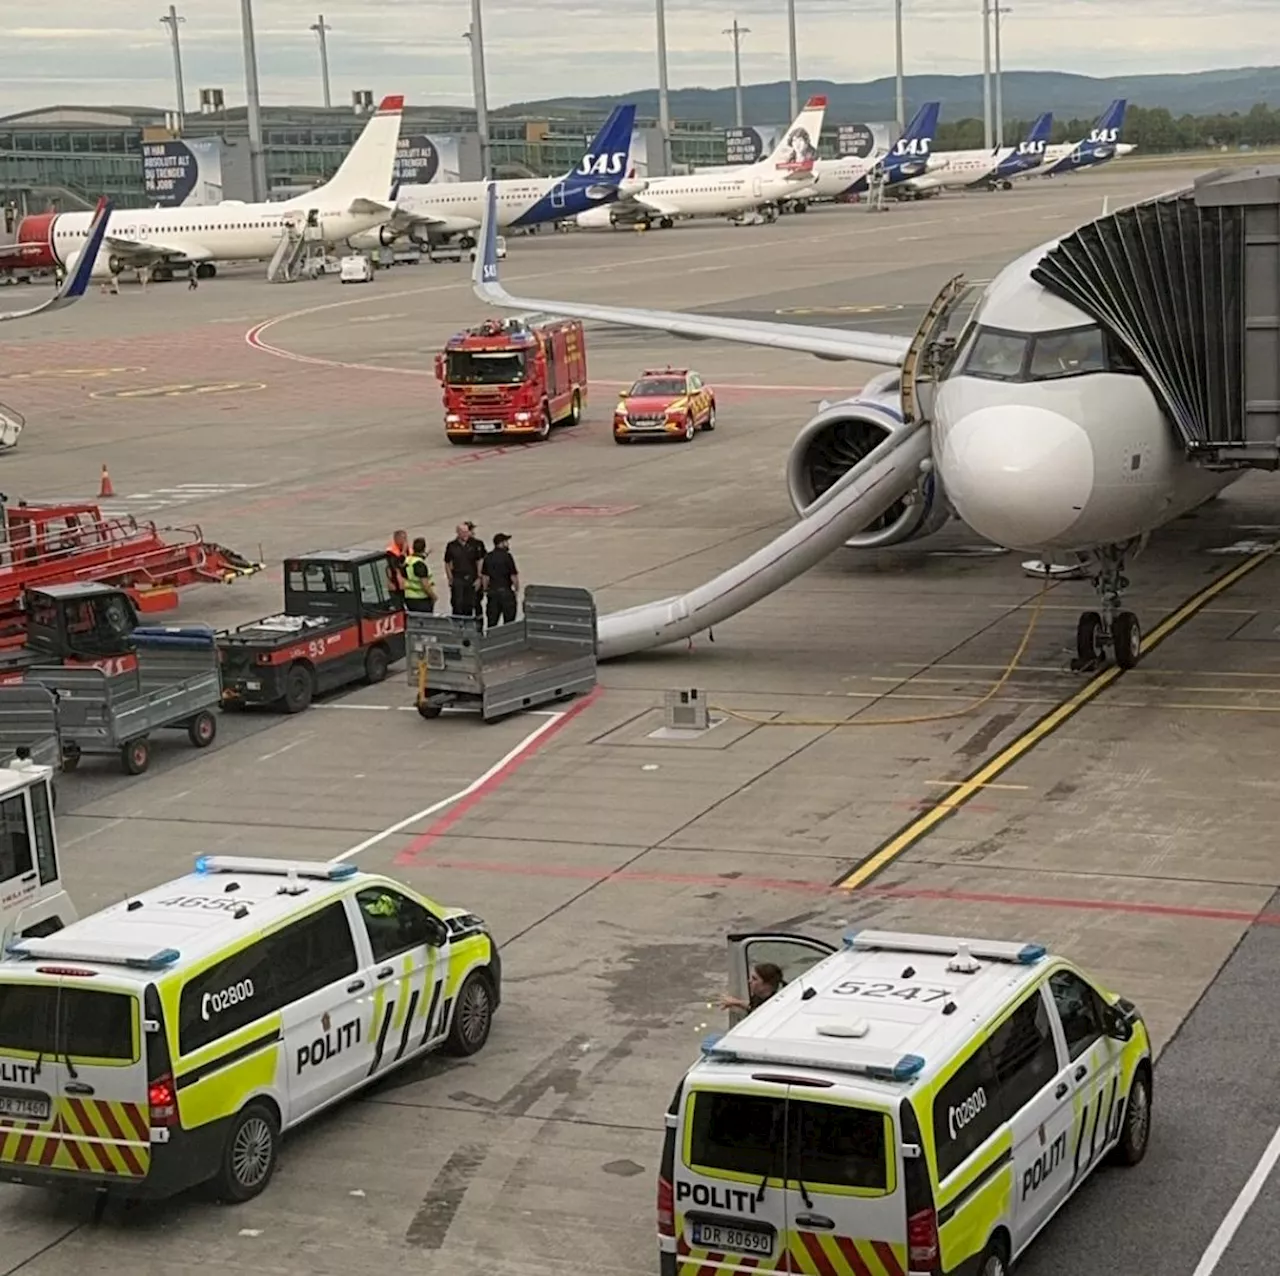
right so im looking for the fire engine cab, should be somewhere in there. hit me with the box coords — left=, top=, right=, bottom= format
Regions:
left=435, top=315, right=587, bottom=444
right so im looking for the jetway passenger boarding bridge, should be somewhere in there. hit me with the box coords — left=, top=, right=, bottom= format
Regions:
left=1033, top=164, right=1280, bottom=470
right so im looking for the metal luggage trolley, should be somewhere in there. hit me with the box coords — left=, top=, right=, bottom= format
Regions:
left=28, top=625, right=221, bottom=775
left=0, top=683, right=62, bottom=771
left=407, top=584, right=598, bottom=722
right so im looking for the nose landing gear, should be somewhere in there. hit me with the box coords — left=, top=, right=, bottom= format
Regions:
left=1072, top=542, right=1143, bottom=672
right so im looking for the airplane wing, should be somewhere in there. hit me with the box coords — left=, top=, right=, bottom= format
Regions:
left=470, top=182, right=910, bottom=367
left=0, top=197, right=111, bottom=323
left=348, top=198, right=395, bottom=217
left=104, top=232, right=212, bottom=262
left=631, top=193, right=685, bottom=217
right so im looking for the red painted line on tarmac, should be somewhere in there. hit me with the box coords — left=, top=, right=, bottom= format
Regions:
left=396, top=853, right=1280, bottom=927
left=392, top=688, right=602, bottom=867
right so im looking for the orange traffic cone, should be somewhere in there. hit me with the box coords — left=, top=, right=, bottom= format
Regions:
left=99, top=464, right=114, bottom=499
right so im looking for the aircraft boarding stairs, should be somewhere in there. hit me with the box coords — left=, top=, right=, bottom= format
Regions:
left=267, top=209, right=327, bottom=283
left=1032, top=164, right=1280, bottom=470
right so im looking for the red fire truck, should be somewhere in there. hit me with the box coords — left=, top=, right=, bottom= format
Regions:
left=435, top=315, right=587, bottom=444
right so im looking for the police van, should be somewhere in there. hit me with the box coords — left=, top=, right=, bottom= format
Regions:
left=0, top=856, right=501, bottom=1203
left=658, top=930, right=1152, bottom=1276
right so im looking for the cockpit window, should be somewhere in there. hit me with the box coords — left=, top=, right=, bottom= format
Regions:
left=960, top=323, right=1140, bottom=383
left=1028, top=327, right=1107, bottom=379
left=962, top=329, right=1030, bottom=381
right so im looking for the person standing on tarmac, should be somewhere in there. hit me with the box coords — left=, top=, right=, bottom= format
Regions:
left=402, top=538, right=436, bottom=613
left=465, top=521, right=488, bottom=631
left=385, top=530, right=409, bottom=608
left=481, top=533, right=519, bottom=627
left=444, top=521, right=486, bottom=622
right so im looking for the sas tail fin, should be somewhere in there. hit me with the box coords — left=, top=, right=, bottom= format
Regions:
left=883, top=101, right=939, bottom=181
left=563, top=103, right=638, bottom=188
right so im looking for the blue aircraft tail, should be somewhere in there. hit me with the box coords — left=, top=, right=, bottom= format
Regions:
left=1082, top=98, right=1126, bottom=155
left=995, top=110, right=1053, bottom=178
left=883, top=102, right=940, bottom=183
left=562, top=103, right=637, bottom=190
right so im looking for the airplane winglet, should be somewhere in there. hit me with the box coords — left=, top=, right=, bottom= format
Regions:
left=376, top=95, right=405, bottom=115
left=472, top=181, right=508, bottom=302
left=0, top=196, right=112, bottom=323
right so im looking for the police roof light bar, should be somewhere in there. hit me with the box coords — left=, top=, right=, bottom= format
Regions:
left=5, top=936, right=181, bottom=971
left=703, top=1036, right=926, bottom=1083
left=194, top=855, right=358, bottom=881
left=843, top=930, right=1046, bottom=966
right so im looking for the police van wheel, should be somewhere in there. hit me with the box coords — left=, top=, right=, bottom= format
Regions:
left=282, top=663, right=314, bottom=714
left=978, top=1235, right=1010, bottom=1276
left=215, top=1102, right=280, bottom=1203
left=445, top=972, right=494, bottom=1056
left=365, top=644, right=390, bottom=685
left=121, top=738, right=150, bottom=776
left=1114, top=1065, right=1152, bottom=1166
left=188, top=710, right=217, bottom=748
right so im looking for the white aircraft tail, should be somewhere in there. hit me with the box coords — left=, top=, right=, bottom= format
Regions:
left=763, top=95, right=827, bottom=178
left=287, top=95, right=404, bottom=208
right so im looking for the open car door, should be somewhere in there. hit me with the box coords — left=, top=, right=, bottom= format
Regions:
left=725, top=932, right=835, bottom=1026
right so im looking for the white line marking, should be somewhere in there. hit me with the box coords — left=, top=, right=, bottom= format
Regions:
left=257, top=736, right=309, bottom=762
left=330, top=713, right=565, bottom=863
left=1191, top=1120, right=1280, bottom=1275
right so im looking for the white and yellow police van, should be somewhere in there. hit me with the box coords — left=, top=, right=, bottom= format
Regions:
left=0, top=856, right=500, bottom=1203
left=0, top=753, right=75, bottom=945
left=658, top=930, right=1152, bottom=1276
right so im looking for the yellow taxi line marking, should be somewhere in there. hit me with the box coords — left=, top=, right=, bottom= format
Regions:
left=925, top=780, right=1030, bottom=791
left=866, top=674, right=1280, bottom=695
left=837, top=547, right=1278, bottom=891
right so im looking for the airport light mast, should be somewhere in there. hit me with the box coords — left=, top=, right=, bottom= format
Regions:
left=159, top=6, right=186, bottom=132
left=655, top=0, right=672, bottom=173
left=994, top=5, right=1011, bottom=148
left=311, top=14, right=333, bottom=109
left=894, top=0, right=905, bottom=136
left=238, top=0, right=268, bottom=201
left=723, top=20, right=750, bottom=129
left=464, top=0, right=492, bottom=180
left=786, top=0, right=799, bottom=122
left=981, top=0, right=993, bottom=149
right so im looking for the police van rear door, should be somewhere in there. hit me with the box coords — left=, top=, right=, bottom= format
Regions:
left=0, top=971, right=150, bottom=1183
left=676, top=1079, right=791, bottom=1272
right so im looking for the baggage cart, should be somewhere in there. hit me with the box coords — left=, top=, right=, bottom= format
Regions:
left=408, top=584, right=597, bottom=722
left=27, top=625, right=221, bottom=775
left=0, top=683, right=62, bottom=770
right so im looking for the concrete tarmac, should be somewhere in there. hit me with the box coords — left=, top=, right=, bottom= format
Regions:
left=0, top=164, right=1277, bottom=1275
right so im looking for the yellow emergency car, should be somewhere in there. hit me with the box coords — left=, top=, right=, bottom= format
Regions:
left=0, top=856, right=501, bottom=1202
left=658, top=930, right=1152, bottom=1276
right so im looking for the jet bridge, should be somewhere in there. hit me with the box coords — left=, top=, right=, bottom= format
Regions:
left=1031, top=165, right=1280, bottom=469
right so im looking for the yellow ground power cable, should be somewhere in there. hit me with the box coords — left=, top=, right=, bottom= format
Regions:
left=711, top=571, right=1055, bottom=729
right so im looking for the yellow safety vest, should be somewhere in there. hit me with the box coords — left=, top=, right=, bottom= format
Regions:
left=402, top=555, right=431, bottom=600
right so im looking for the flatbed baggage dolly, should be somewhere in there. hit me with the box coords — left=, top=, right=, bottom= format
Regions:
left=408, top=584, right=597, bottom=721
left=0, top=683, right=63, bottom=771
left=27, top=624, right=221, bottom=775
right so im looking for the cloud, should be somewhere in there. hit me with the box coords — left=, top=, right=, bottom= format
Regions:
left=3, top=0, right=1280, bottom=116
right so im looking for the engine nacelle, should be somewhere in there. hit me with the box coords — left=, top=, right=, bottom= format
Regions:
left=575, top=205, right=617, bottom=230
left=785, top=372, right=950, bottom=548
left=378, top=223, right=401, bottom=247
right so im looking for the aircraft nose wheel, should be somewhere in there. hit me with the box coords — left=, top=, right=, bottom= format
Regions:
left=1074, top=609, right=1142, bottom=672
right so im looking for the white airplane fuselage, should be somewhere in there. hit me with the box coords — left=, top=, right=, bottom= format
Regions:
left=930, top=245, right=1237, bottom=553
left=806, top=156, right=882, bottom=198
left=901, top=147, right=1004, bottom=193
left=639, top=170, right=815, bottom=217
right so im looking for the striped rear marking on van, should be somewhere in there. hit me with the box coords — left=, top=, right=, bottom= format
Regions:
left=0, top=1101, right=150, bottom=1178
left=676, top=1232, right=905, bottom=1276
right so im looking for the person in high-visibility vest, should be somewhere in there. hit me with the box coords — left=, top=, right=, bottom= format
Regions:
left=385, top=530, right=409, bottom=606
left=402, top=537, right=437, bottom=613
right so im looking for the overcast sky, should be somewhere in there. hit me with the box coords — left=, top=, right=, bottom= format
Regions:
left=4, top=0, right=1278, bottom=117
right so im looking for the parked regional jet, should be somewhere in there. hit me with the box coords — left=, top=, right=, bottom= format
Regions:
left=576, top=96, right=828, bottom=230
left=1, top=96, right=405, bottom=282
left=1034, top=100, right=1133, bottom=178
left=349, top=104, right=637, bottom=252
left=799, top=101, right=940, bottom=201
left=471, top=179, right=1238, bottom=672
left=0, top=198, right=109, bottom=321
left=895, top=111, right=1054, bottom=196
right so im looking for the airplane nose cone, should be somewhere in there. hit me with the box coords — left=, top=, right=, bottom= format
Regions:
left=940, top=404, right=1094, bottom=549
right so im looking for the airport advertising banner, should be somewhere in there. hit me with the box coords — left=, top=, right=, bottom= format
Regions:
left=724, top=126, right=782, bottom=165
left=837, top=122, right=897, bottom=157
left=141, top=137, right=224, bottom=206
left=393, top=135, right=461, bottom=186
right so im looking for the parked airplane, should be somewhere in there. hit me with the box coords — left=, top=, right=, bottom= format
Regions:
left=575, top=95, right=828, bottom=230
left=893, top=111, right=1054, bottom=197
left=349, top=103, right=637, bottom=253
left=0, top=96, right=405, bottom=282
left=1035, top=100, right=1133, bottom=178
left=0, top=198, right=110, bottom=322
left=471, top=180, right=1235, bottom=672
left=795, top=101, right=939, bottom=203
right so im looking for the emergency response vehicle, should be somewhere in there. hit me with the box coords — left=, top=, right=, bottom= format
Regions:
left=0, top=856, right=501, bottom=1203
left=0, top=752, right=74, bottom=943
left=436, top=315, right=587, bottom=443
left=218, top=550, right=406, bottom=714
left=614, top=367, right=716, bottom=443
left=660, top=930, right=1152, bottom=1276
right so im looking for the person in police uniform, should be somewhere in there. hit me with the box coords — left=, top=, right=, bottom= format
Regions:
left=402, top=537, right=436, bottom=613
left=481, top=533, right=519, bottom=628
left=444, top=521, right=486, bottom=623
